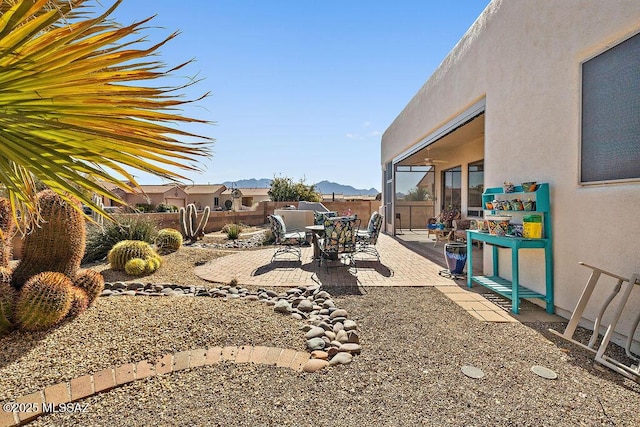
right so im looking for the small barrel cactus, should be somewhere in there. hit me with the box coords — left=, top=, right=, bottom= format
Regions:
left=156, top=228, right=183, bottom=254
left=145, top=256, right=162, bottom=274
left=15, top=272, right=73, bottom=331
left=108, top=240, right=159, bottom=271
left=73, top=269, right=105, bottom=306
left=67, top=287, right=89, bottom=318
left=125, top=258, right=147, bottom=276
left=0, top=268, right=16, bottom=335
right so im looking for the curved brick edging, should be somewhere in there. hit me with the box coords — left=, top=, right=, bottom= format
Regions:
left=0, top=345, right=309, bottom=427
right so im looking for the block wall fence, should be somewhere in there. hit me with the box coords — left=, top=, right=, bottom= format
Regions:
left=10, top=200, right=382, bottom=260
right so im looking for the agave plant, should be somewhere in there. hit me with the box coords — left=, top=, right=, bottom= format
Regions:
left=0, top=0, right=212, bottom=230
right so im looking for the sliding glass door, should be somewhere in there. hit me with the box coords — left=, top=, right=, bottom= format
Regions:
left=442, top=166, right=462, bottom=211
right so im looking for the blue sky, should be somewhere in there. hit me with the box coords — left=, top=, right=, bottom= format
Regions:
left=108, top=1, right=490, bottom=191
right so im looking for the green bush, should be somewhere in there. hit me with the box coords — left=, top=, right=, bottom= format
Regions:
left=83, top=215, right=159, bottom=263
left=223, top=223, right=242, bottom=240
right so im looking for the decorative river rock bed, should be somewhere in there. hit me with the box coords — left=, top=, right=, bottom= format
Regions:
left=100, top=282, right=360, bottom=372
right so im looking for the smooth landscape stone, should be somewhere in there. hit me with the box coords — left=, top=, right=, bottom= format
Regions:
left=329, top=340, right=342, bottom=348
left=324, top=330, right=336, bottom=341
left=339, top=343, right=362, bottom=354
left=315, top=291, right=331, bottom=299
left=322, top=300, right=336, bottom=309
left=127, top=282, right=144, bottom=290
left=274, top=300, right=292, bottom=314
left=245, top=295, right=259, bottom=301
left=327, top=347, right=339, bottom=357
left=346, top=330, right=360, bottom=344
left=343, top=320, right=358, bottom=331
left=310, top=350, right=329, bottom=360
left=100, top=290, right=113, bottom=297
left=122, top=290, right=137, bottom=296
left=330, top=317, right=347, bottom=325
left=329, top=352, right=353, bottom=366
left=305, top=327, right=326, bottom=339
left=299, top=325, right=313, bottom=332
left=306, top=337, right=326, bottom=351
left=302, top=358, right=329, bottom=373
left=336, top=330, right=348, bottom=343
left=291, top=313, right=303, bottom=320
left=112, top=282, right=126, bottom=290
left=531, top=365, right=558, bottom=380
left=333, top=323, right=344, bottom=333
left=461, top=365, right=485, bottom=379
left=297, top=300, right=314, bottom=312
left=265, top=290, right=279, bottom=298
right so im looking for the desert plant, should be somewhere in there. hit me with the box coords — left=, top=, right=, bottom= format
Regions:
left=156, top=228, right=183, bottom=253
left=67, top=287, right=89, bottom=318
left=108, top=240, right=159, bottom=271
left=179, top=204, right=210, bottom=243
left=73, top=269, right=105, bottom=306
left=12, top=191, right=86, bottom=290
left=0, top=198, right=16, bottom=268
left=84, top=215, right=159, bottom=263
left=125, top=258, right=147, bottom=276
left=145, top=256, right=162, bottom=274
left=15, top=272, right=74, bottom=331
left=261, top=229, right=275, bottom=245
left=225, top=224, right=242, bottom=240
left=0, top=268, right=16, bottom=335
left=0, top=0, right=212, bottom=232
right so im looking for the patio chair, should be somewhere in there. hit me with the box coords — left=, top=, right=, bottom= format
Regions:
left=317, top=216, right=361, bottom=272
left=356, top=212, right=383, bottom=261
left=549, top=263, right=640, bottom=382
left=267, top=214, right=306, bottom=262
left=313, top=210, right=337, bottom=226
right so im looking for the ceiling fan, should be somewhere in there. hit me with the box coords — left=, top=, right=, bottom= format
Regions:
left=411, top=148, right=448, bottom=166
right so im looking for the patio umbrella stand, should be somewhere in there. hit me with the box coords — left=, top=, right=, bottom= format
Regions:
left=438, top=242, right=467, bottom=280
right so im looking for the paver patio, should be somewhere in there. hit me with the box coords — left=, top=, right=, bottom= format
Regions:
left=194, top=233, right=565, bottom=323
left=194, top=233, right=454, bottom=288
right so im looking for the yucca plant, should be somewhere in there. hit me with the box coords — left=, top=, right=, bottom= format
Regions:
left=0, top=0, right=213, bottom=232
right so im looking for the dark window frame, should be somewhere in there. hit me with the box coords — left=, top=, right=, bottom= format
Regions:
left=580, top=31, right=640, bottom=184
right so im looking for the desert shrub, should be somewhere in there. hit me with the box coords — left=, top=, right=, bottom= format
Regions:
left=83, top=215, right=159, bottom=263
left=223, top=223, right=242, bottom=240
left=262, top=229, right=275, bottom=245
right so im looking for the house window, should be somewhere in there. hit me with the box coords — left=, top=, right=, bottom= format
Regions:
left=214, top=197, right=219, bottom=207
left=442, top=166, right=462, bottom=211
left=384, top=161, right=393, bottom=222
left=468, top=160, right=484, bottom=217
left=581, top=32, right=640, bottom=183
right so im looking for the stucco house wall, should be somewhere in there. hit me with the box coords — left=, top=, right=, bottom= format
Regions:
left=381, top=0, right=640, bottom=345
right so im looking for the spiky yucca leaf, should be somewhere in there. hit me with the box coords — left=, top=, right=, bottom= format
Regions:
left=0, top=0, right=213, bottom=231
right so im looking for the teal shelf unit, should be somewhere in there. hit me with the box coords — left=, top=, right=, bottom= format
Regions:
left=466, top=183, right=554, bottom=314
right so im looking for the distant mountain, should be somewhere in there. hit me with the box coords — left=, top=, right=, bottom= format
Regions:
left=313, top=181, right=379, bottom=196
left=222, top=178, right=379, bottom=196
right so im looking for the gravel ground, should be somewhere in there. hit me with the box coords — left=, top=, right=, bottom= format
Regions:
left=2, top=245, right=640, bottom=426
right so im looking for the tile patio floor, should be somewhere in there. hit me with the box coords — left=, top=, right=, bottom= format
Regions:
left=194, top=233, right=564, bottom=324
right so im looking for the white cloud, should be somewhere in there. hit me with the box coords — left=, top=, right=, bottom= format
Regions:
left=369, top=130, right=382, bottom=137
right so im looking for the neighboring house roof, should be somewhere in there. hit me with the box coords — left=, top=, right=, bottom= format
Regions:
left=222, top=188, right=270, bottom=197
left=134, top=184, right=180, bottom=195
left=183, top=184, right=226, bottom=195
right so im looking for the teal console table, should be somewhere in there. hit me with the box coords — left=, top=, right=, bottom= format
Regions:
left=466, top=183, right=554, bottom=314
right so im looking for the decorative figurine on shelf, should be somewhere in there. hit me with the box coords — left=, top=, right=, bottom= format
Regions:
left=503, top=181, right=515, bottom=193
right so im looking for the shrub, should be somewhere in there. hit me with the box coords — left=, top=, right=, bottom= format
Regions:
left=224, top=223, right=242, bottom=240
left=84, top=215, right=159, bottom=263
left=262, top=229, right=275, bottom=245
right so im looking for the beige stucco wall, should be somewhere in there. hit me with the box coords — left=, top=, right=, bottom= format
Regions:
left=382, top=0, right=640, bottom=345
